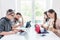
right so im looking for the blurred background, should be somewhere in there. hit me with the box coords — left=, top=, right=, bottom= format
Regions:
left=0, top=0, right=60, bottom=24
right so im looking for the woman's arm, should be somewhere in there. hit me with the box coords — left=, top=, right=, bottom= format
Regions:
left=41, top=19, right=49, bottom=30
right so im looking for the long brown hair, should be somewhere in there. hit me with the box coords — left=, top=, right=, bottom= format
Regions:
left=48, top=9, right=57, bottom=29
left=44, top=11, right=49, bottom=22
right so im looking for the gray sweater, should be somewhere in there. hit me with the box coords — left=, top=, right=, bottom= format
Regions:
left=0, top=17, right=12, bottom=39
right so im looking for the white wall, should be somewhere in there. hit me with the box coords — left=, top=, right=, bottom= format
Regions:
left=52, top=0, right=60, bottom=18
left=0, top=0, right=60, bottom=18
left=46, top=0, right=60, bottom=18
left=16, top=0, right=21, bottom=12
left=0, top=0, right=16, bottom=18
left=46, top=0, right=52, bottom=10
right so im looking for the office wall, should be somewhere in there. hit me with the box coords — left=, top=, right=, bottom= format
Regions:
left=0, top=0, right=16, bottom=18
left=0, top=0, right=60, bottom=18
left=52, top=0, right=60, bottom=18
left=46, top=0, right=52, bottom=10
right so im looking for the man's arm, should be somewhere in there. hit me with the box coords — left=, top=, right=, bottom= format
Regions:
left=0, top=19, right=18, bottom=35
left=0, top=31, right=17, bottom=35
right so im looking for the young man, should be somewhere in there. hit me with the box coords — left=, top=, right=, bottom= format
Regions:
left=0, top=9, right=18, bottom=39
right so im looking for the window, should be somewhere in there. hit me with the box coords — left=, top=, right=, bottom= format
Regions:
left=16, top=0, right=46, bottom=24
left=20, top=0, right=32, bottom=23
left=35, top=0, right=46, bottom=24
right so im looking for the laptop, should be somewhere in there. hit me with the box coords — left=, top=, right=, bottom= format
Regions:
left=25, top=21, right=31, bottom=28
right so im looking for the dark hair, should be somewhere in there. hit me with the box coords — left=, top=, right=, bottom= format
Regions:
left=44, top=11, right=49, bottom=22
left=16, top=12, right=22, bottom=16
left=6, top=9, right=15, bottom=15
left=48, top=9, right=57, bottom=29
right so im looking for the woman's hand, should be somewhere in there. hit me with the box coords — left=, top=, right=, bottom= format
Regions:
left=48, top=27, right=58, bottom=33
left=52, top=28, right=58, bottom=33
left=41, top=24, right=48, bottom=30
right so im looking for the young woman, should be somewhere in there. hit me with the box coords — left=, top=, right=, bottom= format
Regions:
left=42, top=11, right=49, bottom=30
left=14, top=12, right=23, bottom=26
left=12, top=12, right=24, bottom=30
left=47, top=9, right=60, bottom=37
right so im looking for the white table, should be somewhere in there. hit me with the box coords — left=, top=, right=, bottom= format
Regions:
left=0, top=33, right=26, bottom=40
left=0, top=27, right=60, bottom=40
left=28, top=27, right=60, bottom=40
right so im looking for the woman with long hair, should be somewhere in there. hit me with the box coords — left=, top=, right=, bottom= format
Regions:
left=47, top=9, right=60, bottom=37
left=42, top=11, right=49, bottom=30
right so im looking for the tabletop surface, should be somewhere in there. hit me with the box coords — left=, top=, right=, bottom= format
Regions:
left=0, top=27, right=60, bottom=40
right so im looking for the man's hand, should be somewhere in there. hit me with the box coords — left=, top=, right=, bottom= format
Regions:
left=12, top=29, right=20, bottom=33
left=0, top=30, right=19, bottom=36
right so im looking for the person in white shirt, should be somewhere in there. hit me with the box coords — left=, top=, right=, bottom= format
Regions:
left=12, top=12, right=24, bottom=30
left=47, top=9, right=60, bottom=37
left=42, top=11, right=49, bottom=30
